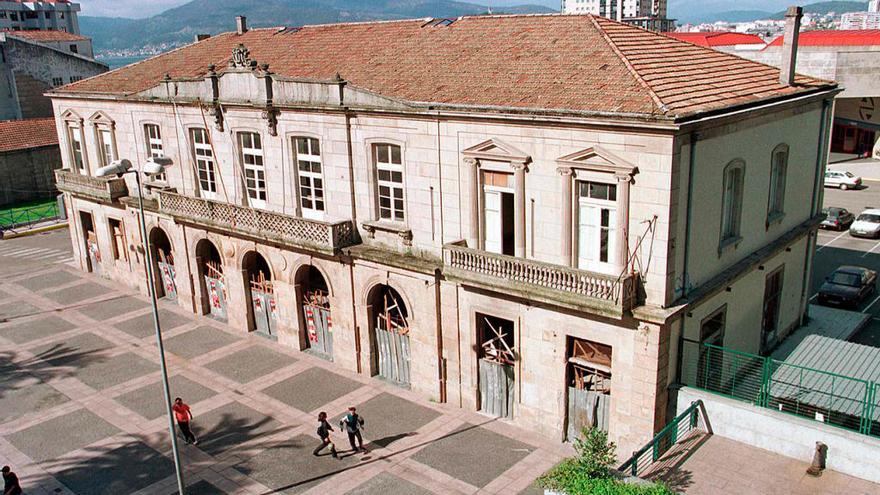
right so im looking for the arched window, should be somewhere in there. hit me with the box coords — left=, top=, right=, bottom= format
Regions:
left=768, top=144, right=789, bottom=222
left=721, top=160, right=745, bottom=245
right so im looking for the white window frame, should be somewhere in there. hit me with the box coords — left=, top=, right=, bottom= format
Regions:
left=144, top=123, right=166, bottom=181
left=576, top=180, right=618, bottom=274
left=238, top=131, right=266, bottom=209
left=191, top=128, right=217, bottom=199
left=767, top=144, right=788, bottom=224
left=293, top=137, right=325, bottom=220
left=67, top=123, right=85, bottom=173
left=374, top=143, right=405, bottom=222
left=97, top=127, right=115, bottom=167
left=721, top=160, right=745, bottom=248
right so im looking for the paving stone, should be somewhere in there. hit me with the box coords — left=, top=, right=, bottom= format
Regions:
left=77, top=295, right=150, bottom=321
left=410, top=423, right=534, bottom=488
left=30, top=332, right=114, bottom=368
left=518, top=483, right=545, bottom=495
left=193, top=401, right=287, bottom=457
left=42, top=282, right=111, bottom=305
left=0, top=315, right=77, bottom=344
left=0, top=301, right=38, bottom=322
left=163, top=325, right=240, bottom=360
left=234, top=433, right=359, bottom=494
left=169, top=479, right=227, bottom=495
left=203, top=345, right=294, bottom=384
left=115, top=308, right=189, bottom=339
left=0, top=373, right=69, bottom=424
left=53, top=440, right=174, bottom=495
left=346, top=472, right=435, bottom=495
left=261, top=367, right=363, bottom=414
left=72, top=352, right=157, bottom=391
left=4, top=408, right=120, bottom=463
left=17, top=270, right=80, bottom=291
left=333, top=392, right=439, bottom=449
left=115, top=374, right=217, bottom=421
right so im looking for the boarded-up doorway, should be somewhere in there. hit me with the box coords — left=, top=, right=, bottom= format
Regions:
left=566, top=337, right=611, bottom=441
left=478, top=314, right=516, bottom=419
left=299, top=266, right=332, bottom=360
left=243, top=251, right=276, bottom=337
left=197, top=239, right=227, bottom=321
left=80, top=211, right=100, bottom=275
left=369, top=285, right=411, bottom=387
left=149, top=227, right=177, bottom=300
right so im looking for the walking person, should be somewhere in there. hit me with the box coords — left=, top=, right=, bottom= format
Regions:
left=340, top=406, right=367, bottom=453
left=313, top=411, right=338, bottom=459
left=172, top=397, right=198, bottom=445
left=2, top=466, right=22, bottom=495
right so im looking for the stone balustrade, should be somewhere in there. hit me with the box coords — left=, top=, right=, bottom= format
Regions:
left=443, top=241, right=638, bottom=314
left=157, top=191, right=355, bottom=253
left=55, top=169, right=128, bottom=202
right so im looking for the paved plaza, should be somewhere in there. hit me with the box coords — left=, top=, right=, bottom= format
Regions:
left=0, top=258, right=567, bottom=494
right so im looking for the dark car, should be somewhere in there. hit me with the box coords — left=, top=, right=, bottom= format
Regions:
left=817, top=266, right=877, bottom=308
left=820, top=207, right=855, bottom=231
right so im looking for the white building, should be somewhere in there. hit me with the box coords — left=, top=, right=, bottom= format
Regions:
left=561, top=0, right=672, bottom=30
left=841, top=11, right=880, bottom=30
left=49, top=14, right=838, bottom=456
left=0, top=0, right=81, bottom=34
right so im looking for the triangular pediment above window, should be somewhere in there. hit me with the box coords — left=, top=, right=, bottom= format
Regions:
left=60, top=109, right=82, bottom=122
left=88, top=110, right=115, bottom=125
left=556, top=146, right=637, bottom=174
left=462, top=138, right=530, bottom=163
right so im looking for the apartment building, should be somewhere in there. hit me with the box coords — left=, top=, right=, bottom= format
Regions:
left=48, top=14, right=838, bottom=455
left=0, top=0, right=80, bottom=34
left=561, top=0, right=673, bottom=31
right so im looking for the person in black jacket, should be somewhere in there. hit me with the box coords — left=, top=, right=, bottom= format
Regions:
left=339, top=406, right=367, bottom=453
left=2, top=466, right=22, bottom=495
left=312, top=411, right=338, bottom=459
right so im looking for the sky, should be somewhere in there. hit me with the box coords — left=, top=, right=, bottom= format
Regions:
left=75, top=0, right=810, bottom=19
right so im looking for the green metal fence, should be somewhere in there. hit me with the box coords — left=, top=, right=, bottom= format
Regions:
left=0, top=199, right=61, bottom=231
left=619, top=400, right=703, bottom=477
left=682, top=340, right=880, bottom=437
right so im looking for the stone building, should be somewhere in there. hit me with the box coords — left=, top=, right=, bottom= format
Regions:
left=49, top=14, right=838, bottom=455
left=0, top=117, right=61, bottom=205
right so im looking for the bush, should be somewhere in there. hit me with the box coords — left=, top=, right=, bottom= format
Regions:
left=536, top=427, right=675, bottom=495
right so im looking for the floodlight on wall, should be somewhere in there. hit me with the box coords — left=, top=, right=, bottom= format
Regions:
left=94, top=158, right=133, bottom=177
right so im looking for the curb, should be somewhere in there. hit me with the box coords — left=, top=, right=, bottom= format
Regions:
left=1, top=222, right=68, bottom=239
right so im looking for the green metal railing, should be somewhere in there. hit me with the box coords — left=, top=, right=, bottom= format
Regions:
left=682, top=340, right=880, bottom=438
left=619, top=400, right=703, bottom=477
left=0, top=200, right=61, bottom=231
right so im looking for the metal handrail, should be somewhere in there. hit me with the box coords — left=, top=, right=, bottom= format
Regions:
left=618, top=400, right=704, bottom=477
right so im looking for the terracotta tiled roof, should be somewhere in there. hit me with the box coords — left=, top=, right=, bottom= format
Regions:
left=6, top=30, right=88, bottom=42
left=54, top=14, right=836, bottom=119
left=665, top=31, right=766, bottom=47
left=766, top=30, right=880, bottom=47
left=0, top=118, right=59, bottom=153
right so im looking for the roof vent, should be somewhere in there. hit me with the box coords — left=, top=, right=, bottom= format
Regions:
left=422, top=18, right=455, bottom=28
left=195, top=34, right=211, bottom=42
left=236, top=16, right=248, bottom=35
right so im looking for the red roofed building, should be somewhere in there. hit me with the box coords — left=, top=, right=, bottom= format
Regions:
left=666, top=31, right=766, bottom=52
left=48, top=14, right=839, bottom=456
left=0, top=118, right=63, bottom=206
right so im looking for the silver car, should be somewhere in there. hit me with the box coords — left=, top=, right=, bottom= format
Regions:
left=824, top=170, right=862, bottom=190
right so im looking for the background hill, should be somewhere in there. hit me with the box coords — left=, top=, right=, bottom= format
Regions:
left=80, top=0, right=554, bottom=52
left=678, top=0, right=867, bottom=23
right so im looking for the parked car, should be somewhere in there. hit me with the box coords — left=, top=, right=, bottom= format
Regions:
left=817, top=266, right=877, bottom=308
left=849, top=209, right=880, bottom=238
left=824, top=170, right=862, bottom=190
left=821, top=207, right=855, bottom=230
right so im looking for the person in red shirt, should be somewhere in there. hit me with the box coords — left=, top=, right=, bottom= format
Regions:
left=172, top=397, right=198, bottom=445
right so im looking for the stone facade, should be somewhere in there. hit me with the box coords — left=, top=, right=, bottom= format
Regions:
left=0, top=144, right=61, bottom=206
left=50, top=55, right=836, bottom=457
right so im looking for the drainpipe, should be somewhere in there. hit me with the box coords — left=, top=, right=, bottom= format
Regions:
left=434, top=268, right=446, bottom=403
left=675, top=132, right=698, bottom=384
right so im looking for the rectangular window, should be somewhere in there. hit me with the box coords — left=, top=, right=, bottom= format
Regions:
left=293, top=137, right=325, bottom=219
left=768, top=148, right=788, bottom=220
left=577, top=181, right=617, bottom=270
left=44, top=11, right=51, bottom=19
left=761, top=267, right=784, bottom=354
left=69, top=75, right=82, bottom=83
left=108, top=218, right=126, bottom=261
left=721, top=164, right=744, bottom=242
left=69, top=44, right=78, bottom=54
left=191, top=128, right=216, bottom=197
left=68, top=124, right=84, bottom=172
left=698, top=307, right=726, bottom=390
left=239, top=132, right=266, bottom=207
left=482, top=170, right=514, bottom=255
left=51, top=77, right=63, bottom=87
left=10, top=12, right=18, bottom=21
left=98, top=128, right=114, bottom=166
left=144, top=124, right=166, bottom=181
left=374, top=143, right=404, bottom=222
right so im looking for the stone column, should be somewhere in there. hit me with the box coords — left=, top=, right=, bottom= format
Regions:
left=615, top=173, right=633, bottom=273
left=557, top=167, right=574, bottom=267
left=464, top=157, right=480, bottom=248
left=512, top=161, right=527, bottom=258
left=79, top=119, right=92, bottom=176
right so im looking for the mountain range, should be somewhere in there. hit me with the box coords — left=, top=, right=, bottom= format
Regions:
left=80, top=0, right=554, bottom=53
left=678, top=1, right=868, bottom=24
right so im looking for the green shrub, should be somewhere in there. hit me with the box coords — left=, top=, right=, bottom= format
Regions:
left=571, top=427, right=617, bottom=478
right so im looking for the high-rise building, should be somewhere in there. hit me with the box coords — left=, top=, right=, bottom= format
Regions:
left=870, top=0, right=880, bottom=13
left=0, top=0, right=81, bottom=34
left=561, top=0, right=674, bottom=31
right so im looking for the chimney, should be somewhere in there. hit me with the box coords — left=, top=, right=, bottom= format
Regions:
left=236, top=16, right=248, bottom=35
left=779, top=6, right=803, bottom=86
left=194, top=34, right=211, bottom=42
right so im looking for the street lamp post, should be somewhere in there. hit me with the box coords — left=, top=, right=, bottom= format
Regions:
left=95, top=158, right=185, bottom=495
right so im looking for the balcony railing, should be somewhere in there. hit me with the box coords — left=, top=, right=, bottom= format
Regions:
left=156, top=191, right=356, bottom=253
left=443, top=241, right=638, bottom=314
left=55, top=169, right=128, bottom=202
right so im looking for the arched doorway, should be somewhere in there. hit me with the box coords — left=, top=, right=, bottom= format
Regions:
left=368, top=284, right=410, bottom=387
left=149, top=227, right=177, bottom=300
left=196, top=239, right=226, bottom=321
left=297, top=266, right=332, bottom=360
left=243, top=251, right=276, bottom=337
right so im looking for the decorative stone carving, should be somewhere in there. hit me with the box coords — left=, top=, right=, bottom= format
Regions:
left=230, top=43, right=252, bottom=68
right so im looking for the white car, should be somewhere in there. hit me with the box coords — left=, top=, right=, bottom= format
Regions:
left=850, top=209, right=880, bottom=238
left=824, top=170, right=862, bottom=190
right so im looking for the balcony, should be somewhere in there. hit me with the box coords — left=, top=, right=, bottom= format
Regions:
left=156, top=191, right=356, bottom=254
left=55, top=169, right=128, bottom=202
left=443, top=241, right=639, bottom=317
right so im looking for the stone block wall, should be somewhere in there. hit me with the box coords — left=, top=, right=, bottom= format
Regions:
left=0, top=145, right=62, bottom=206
